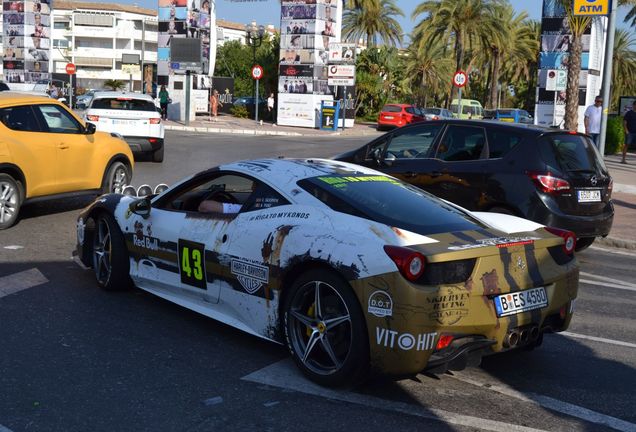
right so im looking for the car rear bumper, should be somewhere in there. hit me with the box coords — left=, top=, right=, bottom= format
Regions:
left=529, top=194, right=614, bottom=238
left=123, top=137, right=164, bottom=153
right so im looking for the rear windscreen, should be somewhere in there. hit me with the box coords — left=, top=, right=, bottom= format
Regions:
left=422, top=108, right=441, bottom=115
left=298, top=175, right=486, bottom=235
left=381, top=105, right=403, bottom=113
left=542, top=134, right=608, bottom=174
left=91, top=98, right=157, bottom=112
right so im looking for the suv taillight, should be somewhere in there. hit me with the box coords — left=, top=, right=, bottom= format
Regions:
left=527, top=172, right=571, bottom=193
left=149, top=118, right=161, bottom=124
left=383, top=245, right=426, bottom=281
left=545, top=227, right=576, bottom=255
left=86, top=115, right=99, bottom=121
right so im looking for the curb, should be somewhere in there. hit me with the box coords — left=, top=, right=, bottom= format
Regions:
left=595, top=236, right=636, bottom=250
left=165, top=124, right=331, bottom=137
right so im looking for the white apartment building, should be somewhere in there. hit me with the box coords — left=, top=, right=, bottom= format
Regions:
left=51, top=0, right=158, bottom=91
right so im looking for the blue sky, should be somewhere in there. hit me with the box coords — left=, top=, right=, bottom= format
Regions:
left=127, top=0, right=630, bottom=36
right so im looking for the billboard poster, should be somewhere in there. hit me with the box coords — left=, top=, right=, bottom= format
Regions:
left=2, top=0, right=51, bottom=84
left=535, top=0, right=606, bottom=132
left=157, top=0, right=215, bottom=84
left=277, top=0, right=346, bottom=127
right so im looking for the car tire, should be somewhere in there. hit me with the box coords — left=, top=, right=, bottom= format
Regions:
left=575, top=237, right=595, bottom=252
left=92, top=214, right=132, bottom=291
left=0, top=173, right=22, bottom=230
left=283, top=269, right=369, bottom=388
left=152, top=145, right=164, bottom=163
left=102, top=161, right=130, bottom=194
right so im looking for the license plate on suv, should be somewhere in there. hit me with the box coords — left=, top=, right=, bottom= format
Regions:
left=577, top=189, right=601, bottom=202
left=493, top=287, right=548, bottom=317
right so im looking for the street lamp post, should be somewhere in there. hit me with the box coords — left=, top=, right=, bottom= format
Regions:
left=245, top=21, right=266, bottom=123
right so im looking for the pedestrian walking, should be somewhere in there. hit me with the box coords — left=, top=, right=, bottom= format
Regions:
left=159, top=85, right=170, bottom=120
left=267, top=92, right=275, bottom=123
left=623, top=100, right=636, bottom=164
left=584, top=96, right=603, bottom=149
left=210, top=89, right=222, bottom=121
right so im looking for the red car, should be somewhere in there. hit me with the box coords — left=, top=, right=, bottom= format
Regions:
left=377, top=104, right=425, bottom=130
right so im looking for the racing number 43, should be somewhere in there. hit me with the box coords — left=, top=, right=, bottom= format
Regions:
left=178, top=239, right=207, bottom=290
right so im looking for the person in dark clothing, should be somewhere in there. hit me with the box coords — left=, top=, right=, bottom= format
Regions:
left=623, top=100, right=636, bottom=164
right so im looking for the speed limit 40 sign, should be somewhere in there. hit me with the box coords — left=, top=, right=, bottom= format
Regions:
left=453, top=70, right=467, bottom=88
left=251, top=65, right=263, bottom=80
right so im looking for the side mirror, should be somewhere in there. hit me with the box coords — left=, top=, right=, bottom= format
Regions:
left=85, top=122, right=96, bottom=135
left=129, top=197, right=151, bottom=219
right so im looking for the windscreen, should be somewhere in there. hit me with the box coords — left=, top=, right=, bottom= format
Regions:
left=543, top=134, right=608, bottom=174
left=298, top=175, right=486, bottom=235
left=381, top=105, right=403, bottom=113
left=91, top=98, right=157, bottom=112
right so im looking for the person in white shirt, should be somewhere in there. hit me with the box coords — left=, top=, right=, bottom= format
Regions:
left=584, top=96, right=603, bottom=149
left=267, top=93, right=275, bottom=122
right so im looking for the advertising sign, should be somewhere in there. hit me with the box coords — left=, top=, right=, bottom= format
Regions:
left=545, top=69, right=567, bottom=91
left=574, top=0, right=609, bottom=15
left=328, top=64, right=355, bottom=78
left=327, top=43, right=355, bottom=63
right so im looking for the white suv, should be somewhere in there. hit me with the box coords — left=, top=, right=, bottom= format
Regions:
left=84, top=91, right=165, bottom=162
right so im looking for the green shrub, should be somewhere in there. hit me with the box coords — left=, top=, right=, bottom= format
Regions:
left=605, top=115, right=624, bottom=155
left=230, top=105, right=249, bottom=118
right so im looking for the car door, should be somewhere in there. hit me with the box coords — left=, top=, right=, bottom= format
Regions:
left=358, top=123, right=445, bottom=185
left=426, top=124, right=490, bottom=210
left=35, top=104, right=96, bottom=192
left=0, top=104, right=58, bottom=196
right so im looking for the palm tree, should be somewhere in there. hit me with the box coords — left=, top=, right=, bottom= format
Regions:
left=342, top=0, right=404, bottom=47
left=611, top=29, right=636, bottom=110
left=104, top=79, right=125, bottom=91
left=558, top=0, right=592, bottom=130
left=412, top=0, right=500, bottom=104
left=619, top=0, right=636, bottom=27
left=404, top=33, right=454, bottom=106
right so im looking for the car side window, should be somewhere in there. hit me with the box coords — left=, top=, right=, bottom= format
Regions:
left=364, top=136, right=389, bottom=161
left=436, top=125, right=487, bottom=161
left=486, top=130, right=523, bottom=158
left=241, top=183, right=290, bottom=213
left=385, top=124, right=442, bottom=159
left=37, top=105, right=82, bottom=134
left=0, top=105, right=41, bottom=132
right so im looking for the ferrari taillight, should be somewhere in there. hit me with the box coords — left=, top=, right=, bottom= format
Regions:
left=436, top=335, right=454, bottom=350
left=383, top=245, right=426, bottom=282
left=149, top=118, right=161, bottom=124
left=545, top=226, right=576, bottom=255
left=527, top=172, right=571, bottom=194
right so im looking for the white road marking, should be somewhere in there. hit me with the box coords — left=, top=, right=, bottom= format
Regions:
left=589, top=246, right=636, bottom=258
left=580, top=272, right=636, bottom=288
left=243, top=359, right=549, bottom=432
left=450, top=372, right=636, bottom=432
left=0, top=268, right=48, bottom=298
left=560, top=332, right=636, bottom=349
left=580, top=279, right=636, bottom=293
left=3, top=245, right=23, bottom=250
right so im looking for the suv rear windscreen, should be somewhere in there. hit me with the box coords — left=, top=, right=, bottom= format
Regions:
left=298, top=175, right=486, bottom=235
left=91, top=98, right=157, bottom=112
left=541, top=134, right=607, bottom=174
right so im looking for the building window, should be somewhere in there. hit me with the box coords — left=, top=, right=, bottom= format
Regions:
left=54, top=21, right=70, bottom=30
left=53, top=39, right=70, bottom=48
left=74, top=13, right=114, bottom=27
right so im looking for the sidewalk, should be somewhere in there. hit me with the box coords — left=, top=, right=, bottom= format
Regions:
left=163, top=114, right=382, bottom=137
left=164, top=115, right=636, bottom=250
left=598, top=153, right=636, bottom=250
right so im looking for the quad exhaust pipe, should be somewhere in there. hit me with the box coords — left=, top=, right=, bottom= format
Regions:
left=503, top=325, right=540, bottom=348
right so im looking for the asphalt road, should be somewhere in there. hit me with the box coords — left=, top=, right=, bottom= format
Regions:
left=0, top=132, right=634, bottom=432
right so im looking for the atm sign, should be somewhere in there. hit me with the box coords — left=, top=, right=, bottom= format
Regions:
left=573, top=0, right=609, bottom=15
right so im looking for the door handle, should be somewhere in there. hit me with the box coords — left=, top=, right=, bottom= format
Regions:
left=58, top=143, right=69, bottom=150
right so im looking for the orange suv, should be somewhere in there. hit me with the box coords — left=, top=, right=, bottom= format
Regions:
left=0, top=93, right=134, bottom=229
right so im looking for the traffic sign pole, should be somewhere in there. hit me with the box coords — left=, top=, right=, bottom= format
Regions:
left=452, top=70, right=467, bottom=118
left=251, top=65, right=264, bottom=124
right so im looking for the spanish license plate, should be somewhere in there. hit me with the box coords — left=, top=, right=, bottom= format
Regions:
left=113, top=119, right=138, bottom=125
left=577, top=189, right=601, bottom=202
left=494, top=287, right=548, bottom=317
